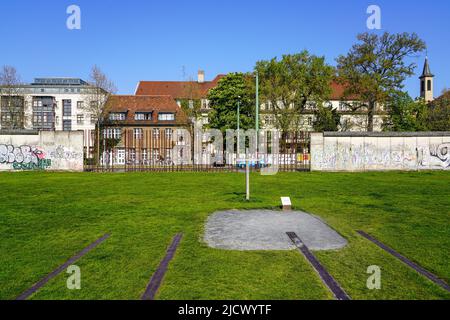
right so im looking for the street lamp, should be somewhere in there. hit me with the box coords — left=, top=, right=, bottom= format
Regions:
left=255, top=71, right=259, bottom=160
left=255, top=71, right=259, bottom=136
left=237, top=96, right=241, bottom=156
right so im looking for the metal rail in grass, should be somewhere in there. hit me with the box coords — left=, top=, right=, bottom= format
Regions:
left=141, top=233, right=183, bottom=300
left=286, top=232, right=351, bottom=300
left=357, top=231, right=450, bottom=293
left=16, top=233, right=110, bottom=300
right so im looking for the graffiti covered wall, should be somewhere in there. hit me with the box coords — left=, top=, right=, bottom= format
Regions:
left=311, top=132, right=450, bottom=172
left=0, top=131, right=83, bottom=171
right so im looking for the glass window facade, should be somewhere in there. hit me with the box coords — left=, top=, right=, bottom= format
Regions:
left=32, top=96, right=55, bottom=131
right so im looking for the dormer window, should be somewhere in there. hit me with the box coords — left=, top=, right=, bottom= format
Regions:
left=158, top=113, right=175, bottom=121
left=109, top=112, right=126, bottom=121
left=135, top=112, right=152, bottom=121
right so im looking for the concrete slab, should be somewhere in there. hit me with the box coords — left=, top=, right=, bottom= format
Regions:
left=204, top=210, right=347, bottom=251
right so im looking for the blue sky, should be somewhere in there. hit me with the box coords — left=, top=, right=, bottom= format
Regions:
left=0, top=0, right=449, bottom=97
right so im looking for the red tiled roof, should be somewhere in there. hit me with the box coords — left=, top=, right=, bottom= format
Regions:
left=105, top=95, right=188, bottom=125
left=330, top=81, right=360, bottom=100
left=135, top=76, right=357, bottom=101
left=135, top=75, right=225, bottom=99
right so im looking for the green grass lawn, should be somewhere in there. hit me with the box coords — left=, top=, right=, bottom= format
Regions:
left=0, top=171, right=449, bottom=300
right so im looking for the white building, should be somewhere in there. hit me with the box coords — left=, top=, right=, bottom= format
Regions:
left=0, top=78, right=97, bottom=157
left=260, top=83, right=385, bottom=132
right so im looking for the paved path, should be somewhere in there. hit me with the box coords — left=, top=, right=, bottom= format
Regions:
left=204, top=210, right=347, bottom=251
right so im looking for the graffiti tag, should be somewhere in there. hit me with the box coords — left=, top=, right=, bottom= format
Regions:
left=50, top=145, right=82, bottom=161
left=0, top=144, right=51, bottom=171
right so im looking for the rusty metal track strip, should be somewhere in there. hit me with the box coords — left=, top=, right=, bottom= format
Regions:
left=16, top=233, right=111, bottom=300
left=286, top=232, right=351, bottom=300
left=357, top=230, right=450, bottom=292
left=141, top=233, right=183, bottom=300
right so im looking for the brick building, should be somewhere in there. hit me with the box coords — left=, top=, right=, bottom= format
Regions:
left=101, top=95, right=189, bottom=166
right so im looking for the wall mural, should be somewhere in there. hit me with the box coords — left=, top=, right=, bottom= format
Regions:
left=0, top=144, right=52, bottom=170
left=419, top=143, right=450, bottom=168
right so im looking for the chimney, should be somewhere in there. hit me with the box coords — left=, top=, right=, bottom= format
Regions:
left=198, top=70, right=205, bottom=83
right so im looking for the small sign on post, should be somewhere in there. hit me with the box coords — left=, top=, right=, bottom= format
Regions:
left=281, top=197, right=292, bottom=211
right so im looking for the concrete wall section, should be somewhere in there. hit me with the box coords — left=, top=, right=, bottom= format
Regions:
left=0, top=131, right=84, bottom=171
left=311, top=132, right=450, bottom=171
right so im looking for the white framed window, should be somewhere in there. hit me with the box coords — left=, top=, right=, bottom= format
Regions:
left=135, top=112, right=152, bottom=121
left=77, top=114, right=84, bottom=125
left=153, top=128, right=160, bottom=138
left=165, top=128, right=173, bottom=139
left=158, top=113, right=175, bottom=121
left=109, top=113, right=126, bottom=121
left=142, top=149, right=148, bottom=162
left=134, top=128, right=143, bottom=140
left=103, top=128, right=122, bottom=139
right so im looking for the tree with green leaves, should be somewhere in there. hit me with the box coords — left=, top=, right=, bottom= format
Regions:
left=428, top=91, right=450, bottom=131
left=313, top=103, right=341, bottom=132
left=207, top=73, right=255, bottom=133
left=383, top=92, right=429, bottom=132
left=337, top=32, right=426, bottom=132
left=255, top=51, right=334, bottom=136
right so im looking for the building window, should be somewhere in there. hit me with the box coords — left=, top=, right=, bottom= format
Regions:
left=201, top=99, right=209, bottom=109
left=158, top=113, right=175, bottom=121
left=103, top=128, right=122, bottom=139
left=421, top=80, right=425, bottom=92
left=63, top=120, right=72, bottom=131
left=63, top=100, right=72, bottom=117
left=142, top=149, right=148, bottom=162
left=134, top=128, right=143, bottom=140
left=32, top=97, right=55, bottom=131
left=90, top=115, right=97, bottom=125
left=427, top=80, right=432, bottom=91
left=109, top=112, right=126, bottom=121
left=153, top=128, right=160, bottom=139
left=152, top=149, right=160, bottom=160
left=77, top=114, right=84, bottom=125
left=129, top=149, right=136, bottom=163
left=135, top=112, right=152, bottom=121
left=165, top=128, right=173, bottom=139
left=77, top=101, right=84, bottom=109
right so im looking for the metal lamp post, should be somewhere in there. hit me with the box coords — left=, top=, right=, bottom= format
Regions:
left=237, top=97, right=241, bottom=157
left=255, top=71, right=260, bottom=163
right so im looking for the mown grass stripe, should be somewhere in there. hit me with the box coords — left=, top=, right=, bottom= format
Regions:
left=286, top=232, right=351, bottom=300
left=141, top=233, right=183, bottom=300
left=357, top=230, right=450, bottom=293
left=16, top=233, right=111, bottom=300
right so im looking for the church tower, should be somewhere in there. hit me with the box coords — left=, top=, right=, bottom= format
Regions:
left=420, top=57, right=434, bottom=103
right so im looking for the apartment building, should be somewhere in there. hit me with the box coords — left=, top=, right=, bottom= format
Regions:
left=101, top=95, right=189, bottom=166
left=0, top=78, right=97, bottom=156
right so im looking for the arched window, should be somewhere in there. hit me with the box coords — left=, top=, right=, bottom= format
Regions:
left=421, top=80, right=425, bottom=92
left=427, top=80, right=432, bottom=91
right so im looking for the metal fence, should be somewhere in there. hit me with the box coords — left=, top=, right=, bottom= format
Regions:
left=85, top=130, right=311, bottom=173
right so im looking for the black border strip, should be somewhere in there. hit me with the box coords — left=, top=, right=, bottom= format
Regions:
left=357, top=230, right=450, bottom=292
left=141, top=233, right=183, bottom=300
left=286, top=232, right=350, bottom=300
left=16, top=233, right=111, bottom=300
